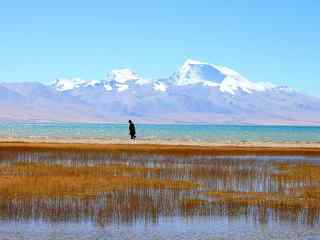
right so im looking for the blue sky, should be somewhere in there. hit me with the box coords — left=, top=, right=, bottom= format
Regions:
left=0, top=0, right=319, bottom=96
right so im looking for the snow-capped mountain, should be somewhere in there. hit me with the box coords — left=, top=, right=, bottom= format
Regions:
left=170, top=59, right=273, bottom=94
left=103, top=69, right=151, bottom=92
left=0, top=59, right=319, bottom=124
left=54, top=78, right=99, bottom=91
left=53, top=59, right=276, bottom=95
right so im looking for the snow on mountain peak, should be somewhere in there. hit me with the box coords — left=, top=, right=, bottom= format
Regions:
left=172, top=59, right=276, bottom=95
left=53, top=78, right=86, bottom=91
left=52, top=60, right=279, bottom=95
left=103, top=68, right=149, bottom=92
left=153, top=82, right=167, bottom=92
left=219, top=76, right=264, bottom=95
left=53, top=78, right=98, bottom=91
left=106, top=69, right=140, bottom=84
left=173, top=59, right=225, bottom=85
left=212, top=65, right=244, bottom=78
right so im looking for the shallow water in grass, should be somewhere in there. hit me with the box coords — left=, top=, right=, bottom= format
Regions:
left=0, top=150, right=320, bottom=239
left=2, top=217, right=320, bottom=240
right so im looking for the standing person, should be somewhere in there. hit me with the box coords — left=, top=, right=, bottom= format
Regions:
left=128, top=120, right=136, bottom=140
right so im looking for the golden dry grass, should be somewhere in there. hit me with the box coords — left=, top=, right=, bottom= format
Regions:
left=0, top=163, right=197, bottom=199
left=202, top=163, right=320, bottom=224
left=0, top=145, right=319, bottom=225
left=0, top=142, right=320, bottom=156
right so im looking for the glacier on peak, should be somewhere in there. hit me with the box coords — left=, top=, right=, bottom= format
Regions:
left=106, top=69, right=140, bottom=84
left=153, top=82, right=167, bottom=92
left=53, top=78, right=85, bottom=91
left=53, top=78, right=99, bottom=91
left=172, top=59, right=226, bottom=85
left=52, top=59, right=282, bottom=95
left=103, top=68, right=152, bottom=92
left=171, top=59, right=276, bottom=95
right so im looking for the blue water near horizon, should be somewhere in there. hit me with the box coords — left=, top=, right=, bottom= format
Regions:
left=0, top=123, right=320, bottom=143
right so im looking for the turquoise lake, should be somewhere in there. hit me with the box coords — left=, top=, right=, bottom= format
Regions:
left=0, top=123, right=320, bottom=143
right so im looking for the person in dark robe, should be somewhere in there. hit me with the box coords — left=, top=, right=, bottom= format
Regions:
left=128, top=120, right=136, bottom=139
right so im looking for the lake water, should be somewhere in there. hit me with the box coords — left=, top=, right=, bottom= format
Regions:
left=2, top=217, right=320, bottom=240
left=1, top=123, right=320, bottom=143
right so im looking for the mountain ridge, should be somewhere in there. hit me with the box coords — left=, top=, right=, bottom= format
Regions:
left=0, top=59, right=319, bottom=125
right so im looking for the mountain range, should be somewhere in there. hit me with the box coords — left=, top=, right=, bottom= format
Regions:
left=0, top=59, right=319, bottom=125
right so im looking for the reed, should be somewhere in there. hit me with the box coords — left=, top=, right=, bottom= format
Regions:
left=0, top=146, right=319, bottom=225
left=0, top=163, right=197, bottom=199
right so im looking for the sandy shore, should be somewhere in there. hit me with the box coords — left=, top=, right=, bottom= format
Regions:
left=1, top=136, right=320, bottom=147
left=0, top=137, right=320, bottom=156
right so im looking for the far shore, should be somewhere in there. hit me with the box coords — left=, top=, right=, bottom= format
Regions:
left=0, top=137, right=320, bottom=156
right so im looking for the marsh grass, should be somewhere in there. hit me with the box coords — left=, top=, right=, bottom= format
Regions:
left=0, top=148, right=319, bottom=225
